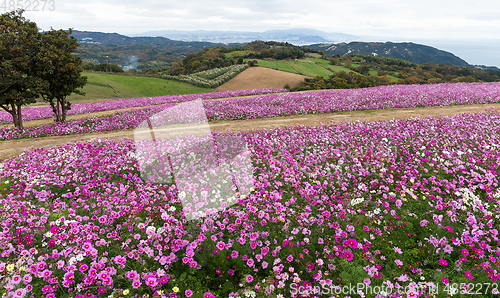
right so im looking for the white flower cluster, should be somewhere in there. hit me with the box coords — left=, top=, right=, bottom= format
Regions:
left=243, top=290, right=256, bottom=298
left=351, top=197, right=364, bottom=206
left=454, top=187, right=492, bottom=216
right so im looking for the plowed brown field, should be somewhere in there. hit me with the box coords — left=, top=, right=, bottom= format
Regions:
left=217, top=67, right=308, bottom=91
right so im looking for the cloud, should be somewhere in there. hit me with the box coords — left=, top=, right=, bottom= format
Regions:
left=21, top=0, right=500, bottom=40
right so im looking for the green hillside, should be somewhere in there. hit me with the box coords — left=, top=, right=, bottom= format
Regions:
left=243, top=57, right=359, bottom=78
left=238, top=53, right=500, bottom=91
left=65, top=71, right=213, bottom=102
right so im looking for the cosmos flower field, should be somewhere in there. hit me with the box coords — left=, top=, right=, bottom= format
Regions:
left=1, top=82, right=500, bottom=141
left=1, top=83, right=500, bottom=298
left=0, top=89, right=288, bottom=125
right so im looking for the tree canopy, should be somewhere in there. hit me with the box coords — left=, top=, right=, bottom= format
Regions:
left=0, top=10, right=47, bottom=128
left=0, top=10, right=87, bottom=127
left=37, top=28, right=87, bottom=122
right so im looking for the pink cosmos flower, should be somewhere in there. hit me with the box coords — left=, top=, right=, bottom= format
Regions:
left=132, top=280, right=142, bottom=289
left=343, top=251, right=354, bottom=261
left=185, top=289, right=193, bottom=297
left=126, top=270, right=138, bottom=280
left=13, top=288, right=26, bottom=298
left=420, top=220, right=429, bottom=227
left=247, top=259, right=254, bottom=267
left=246, top=275, right=254, bottom=283
left=216, top=241, right=226, bottom=250
left=146, top=276, right=157, bottom=287
left=11, top=275, right=21, bottom=284
left=439, top=259, right=448, bottom=266
left=42, top=285, right=53, bottom=294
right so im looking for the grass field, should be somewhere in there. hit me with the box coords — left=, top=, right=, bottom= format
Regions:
left=306, top=57, right=331, bottom=64
left=322, top=64, right=356, bottom=73
left=246, top=59, right=301, bottom=74
left=289, top=61, right=333, bottom=78
left=245, top=59, right=334, bottom=78
left=245, top=58, right=367, bottom=79
left=64, top=71, right=213, bottom=102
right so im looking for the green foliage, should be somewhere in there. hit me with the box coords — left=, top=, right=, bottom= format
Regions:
left=166, top=47, right=239, bottom=76
left=74, top=44, right=184, bottom=72
left=162, top=64, right=248, bottom=88
left=37, top=28, right=87, bottom=122
left=0, top=178, right=8, bottom=197
left=0, top=9, right=48, bottom=128
left=221, top=41, right=305, bottom=60
left=292, top=54, right=500, bottom=91
left=92, top=63, right=124, bottom=73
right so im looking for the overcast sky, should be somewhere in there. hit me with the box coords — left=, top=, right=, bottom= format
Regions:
left=21, top=0, right=500, bottom=66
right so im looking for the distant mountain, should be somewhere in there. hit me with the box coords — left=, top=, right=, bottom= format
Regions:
left=70, top=30, right=227, bottom=71
left=133, top=28, right=358, bottom=45
left=70, top=30, right=220, bottom=49
left=306, top=42, right=469, bottom=67
left=474, top=65, right=500, bottom=71
left=70, top=30, right=474, bottom=71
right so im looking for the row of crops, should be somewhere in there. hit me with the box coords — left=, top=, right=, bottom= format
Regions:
left=161, top=64, right=249, bottom=88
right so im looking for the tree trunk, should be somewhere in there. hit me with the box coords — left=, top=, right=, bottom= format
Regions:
left=61, top=97, right=67, bottom=122
left=54, top=99, right=61, bottom=122
left=8, top=102, right=19, bottom=129
left=50, top=100, right=59, bottom=122
left=16, top=104, right=23, bottom=129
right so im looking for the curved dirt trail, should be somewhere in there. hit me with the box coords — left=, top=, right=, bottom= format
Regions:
left=2, top=103, right=500, bottom=161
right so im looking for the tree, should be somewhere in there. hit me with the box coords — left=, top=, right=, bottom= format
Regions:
left=93, top=63, right=124, bottom=73
left=0, top=10, right=47, bottom=129
left=37, top=28, right=87, bottom=122
left=82, top=62, right=93, bottom=70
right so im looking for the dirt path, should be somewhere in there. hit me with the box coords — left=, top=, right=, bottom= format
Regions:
left=2, top=103, right=500, bottom=161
